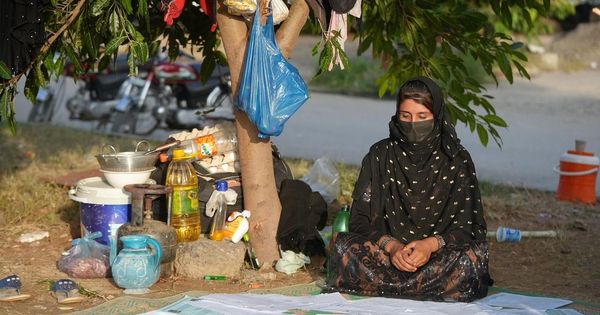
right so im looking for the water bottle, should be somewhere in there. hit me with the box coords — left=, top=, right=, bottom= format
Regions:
left=209, top=181, right=229, bottom=241
left=179, top=130, right=238, bottom=160
left=332, top=205, right=350, bottom=236
left=166, top=148, right=201, bottom=242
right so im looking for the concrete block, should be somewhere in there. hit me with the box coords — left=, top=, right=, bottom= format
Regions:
left=174, top=235, right=245, bottom=279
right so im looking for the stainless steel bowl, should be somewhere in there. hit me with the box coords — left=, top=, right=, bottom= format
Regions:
left=95, top=142, right=159, bottom=172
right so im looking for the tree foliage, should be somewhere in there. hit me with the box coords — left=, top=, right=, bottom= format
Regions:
left=0, top=0, right=223, bottom=134
left=0, top=0, right=571, bottom=146
left=350, top=0, right=564, bottom=147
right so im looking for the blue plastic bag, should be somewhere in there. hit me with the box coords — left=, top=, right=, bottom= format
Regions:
left=237, top=1, right=309, bottom=139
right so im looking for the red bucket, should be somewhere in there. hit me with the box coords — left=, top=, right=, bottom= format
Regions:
left=554, top=150, right=599, bottom=204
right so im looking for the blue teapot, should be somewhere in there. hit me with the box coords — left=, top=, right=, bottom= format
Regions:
left=110, top=234, right=162, bottom=294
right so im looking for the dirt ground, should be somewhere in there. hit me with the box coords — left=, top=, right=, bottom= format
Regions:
left=0, top=186, right=599, bottom=314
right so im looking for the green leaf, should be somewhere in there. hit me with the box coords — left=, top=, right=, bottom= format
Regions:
left=121, top=0, right=133, bottom=14
left=23, top=72, right=39, bottom=105
left=1, top=88, right=17, bottom=134
left=476, top=123, right=489, bottom=146
left=311, top=41, right=320, bottom=57
left=510, top=42, right=524, bottom=50
left=105, top=36, right=126, bottom=55
left=92, top=0, right=112, bottom=16
left=513, top=61, right=531, bottom=80
left=0, top=61, right=11, bottom=79
left=495, top=51, right=513, bottom=83
left=98, top=55, right=110, bottom=71
left=483, top=114, right=508, bottom=128
left=127, top=52, right=137, bottom=76
left=378, top=77, right=389, bottom=99
left=137, top=0, right=148, bottom=18
left=63, top=44, right=84, bottom=74
left=109, top=10, right=121, bottom=36
left=467, top=114, right=476, bottom=132
left=200, top=55, right=215, bottom=83
left=83, top=31, right=98, bottom=60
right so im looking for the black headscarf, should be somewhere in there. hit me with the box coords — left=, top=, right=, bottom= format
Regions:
left=352, top=77, right=487, bottom=244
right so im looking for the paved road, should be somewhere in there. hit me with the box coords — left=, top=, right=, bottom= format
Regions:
left=14, top=70, right=600, bottom=193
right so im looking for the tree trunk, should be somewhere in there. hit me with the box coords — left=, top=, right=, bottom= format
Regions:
left=216, top=0, right=309, bottom=269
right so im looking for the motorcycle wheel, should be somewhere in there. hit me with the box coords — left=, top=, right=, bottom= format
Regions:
left=110, top=103, right=159, bottom=136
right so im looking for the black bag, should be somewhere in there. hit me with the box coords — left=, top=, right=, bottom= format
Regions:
left=277, top=179, right=328, bottom=257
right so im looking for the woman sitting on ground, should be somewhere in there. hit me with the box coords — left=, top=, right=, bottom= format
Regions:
left=326, top=77, right=492, bottom=302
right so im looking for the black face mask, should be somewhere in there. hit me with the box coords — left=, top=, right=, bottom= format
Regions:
left=398, top=119, right=434, bottom=143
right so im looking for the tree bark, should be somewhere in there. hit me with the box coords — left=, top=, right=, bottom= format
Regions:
left=216, top=0, right=309, bottom=269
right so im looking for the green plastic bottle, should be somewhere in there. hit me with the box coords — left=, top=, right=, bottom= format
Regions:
left=332, top=205, right=350, bottom=236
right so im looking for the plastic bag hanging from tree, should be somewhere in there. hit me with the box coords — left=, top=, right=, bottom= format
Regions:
left=237, top=0, right=309, bottom=139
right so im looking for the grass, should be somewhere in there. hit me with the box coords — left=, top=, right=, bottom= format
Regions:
left=0, top=124, right=158, bottom=231
left=309, top=57, right=386, bottom=97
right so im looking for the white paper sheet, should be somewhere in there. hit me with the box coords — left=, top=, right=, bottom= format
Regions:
left=476, top=293, right=572, bottom=311
left=140, top=292, right=575, bottom=315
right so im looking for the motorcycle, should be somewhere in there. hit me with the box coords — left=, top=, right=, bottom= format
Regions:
left=109, top=57, right=233, bottom=135
left=27, top=54, right=130, bottom=123
left=28, top=53, right=233, bottom=135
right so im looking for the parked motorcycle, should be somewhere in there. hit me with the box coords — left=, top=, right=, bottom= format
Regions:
left=28, top=54, right=131, bottom=124
left=28, top=53, right=233, bottom=136
left=110, top=58, right=233, bottom=135
left=27, top=54, right=130, bottom=123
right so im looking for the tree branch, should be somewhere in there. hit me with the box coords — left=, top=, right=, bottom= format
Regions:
left=275, top=0, right=309, bottom=59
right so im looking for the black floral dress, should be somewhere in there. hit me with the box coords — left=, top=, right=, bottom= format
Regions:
left=325, top=77, right=492, bottom=302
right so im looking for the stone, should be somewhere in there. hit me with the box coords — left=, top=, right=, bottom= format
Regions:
left=174, top=235, right=246, bottom=279
left=540, top=53, right=559, bottom=71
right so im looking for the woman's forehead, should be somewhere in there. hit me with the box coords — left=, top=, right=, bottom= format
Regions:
left=398, top=99, right=432, bottom=113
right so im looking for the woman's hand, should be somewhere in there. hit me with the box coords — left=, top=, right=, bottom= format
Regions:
left=402, top=237, right=439, bottom=269
left=385, top=240, right=418, bottom=272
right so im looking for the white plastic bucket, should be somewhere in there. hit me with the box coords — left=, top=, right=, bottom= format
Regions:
left=68, top=177, right=132, bottom=245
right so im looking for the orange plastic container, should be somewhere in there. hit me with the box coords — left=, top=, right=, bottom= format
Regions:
left=554, top=150, right=599, bottom=204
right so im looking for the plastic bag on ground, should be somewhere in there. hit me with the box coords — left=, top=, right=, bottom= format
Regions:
left=57, top=231, right=111, bottom=279
left=237, top=0, right=309, bottom=139
left=301, top=156, right=340, bottom=204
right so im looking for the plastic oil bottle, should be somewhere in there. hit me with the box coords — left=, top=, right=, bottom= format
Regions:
left=166, top=148, right=201, bottom=242
left=209, top=180, right=228, bottom=241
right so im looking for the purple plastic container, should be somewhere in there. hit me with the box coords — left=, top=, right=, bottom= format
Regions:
left=69, top=177, right=132, bottom=245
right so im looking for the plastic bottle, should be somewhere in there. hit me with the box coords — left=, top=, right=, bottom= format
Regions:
left=332, top=204, right=350, bottom=236
left=179, top=130, right=238, bottom=160
left=242, top=233, right=261, bottom=270
left=166, top=148, right=201, bottom=242
left=209, top=180, right=229, bottom=241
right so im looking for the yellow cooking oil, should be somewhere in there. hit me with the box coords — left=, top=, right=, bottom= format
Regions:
left=166, top=148, right=201, bottom=242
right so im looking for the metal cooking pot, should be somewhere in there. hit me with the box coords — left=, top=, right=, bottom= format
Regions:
left=95, top=141, right=159, bottom=172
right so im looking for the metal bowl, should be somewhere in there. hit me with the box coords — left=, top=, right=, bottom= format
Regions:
left=95, top=142, right=159, bottom=172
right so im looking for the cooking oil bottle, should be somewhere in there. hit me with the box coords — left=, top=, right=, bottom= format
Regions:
left=166, top=148, right=201, bottom=242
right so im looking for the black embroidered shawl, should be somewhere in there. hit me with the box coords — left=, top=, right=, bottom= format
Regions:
left=349, top=77, right=487, bottom=245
